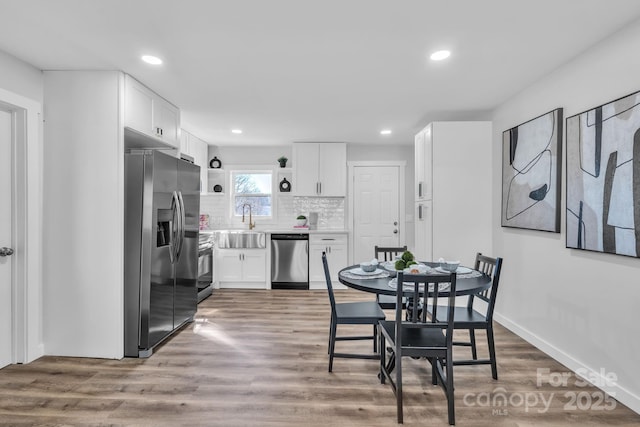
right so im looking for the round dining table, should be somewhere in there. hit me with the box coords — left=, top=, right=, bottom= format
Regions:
left=338, top=261, right=492, bottom=297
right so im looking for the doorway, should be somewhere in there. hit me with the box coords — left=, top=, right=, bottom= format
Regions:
left=0, top=87, right=43, bottom=366
left=348, top=162, right=406, bottom=264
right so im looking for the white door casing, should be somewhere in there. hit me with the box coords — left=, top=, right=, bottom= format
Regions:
left=0, top=108, right=12, bottom=369
left=0, top=87, right=44, bottom=365
left=348, top=162, right=406, bottom=264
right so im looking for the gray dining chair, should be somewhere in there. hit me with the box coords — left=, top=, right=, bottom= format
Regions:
left=374, top=245, right=407, bottom=309
left=378, top=271, right=458, bottom=425
left=322, top=252, right=386, bottom=372
left=427, top=252, right=503, bottom=379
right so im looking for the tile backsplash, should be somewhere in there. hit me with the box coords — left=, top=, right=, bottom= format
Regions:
left=291, top=197, right=345, bottom=229
left=200, top=195, right=345, bottom=230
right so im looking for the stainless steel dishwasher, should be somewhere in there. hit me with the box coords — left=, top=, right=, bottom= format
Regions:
left=271, top=234, right=309, bottom=289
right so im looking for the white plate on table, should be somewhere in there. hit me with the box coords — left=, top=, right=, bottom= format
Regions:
left=349, top=267, right=385, bottom=276
left=435, top=266, right=473, bottom=274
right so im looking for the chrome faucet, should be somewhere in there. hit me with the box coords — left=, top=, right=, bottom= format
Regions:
left=241, top=203, right=256, bottom=230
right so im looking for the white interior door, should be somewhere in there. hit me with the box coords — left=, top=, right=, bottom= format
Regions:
left=353, top=166, right=400, bottom=263
left=0, top=108, right=13, bottom=369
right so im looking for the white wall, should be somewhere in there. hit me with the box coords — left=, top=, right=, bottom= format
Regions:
left=42, top=71, right=124, bottom=359
left=491, top=19, right=640, bottom=414
left=0, top=50, right=43, bottom=102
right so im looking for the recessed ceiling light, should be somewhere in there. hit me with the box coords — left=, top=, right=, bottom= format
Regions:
left=380, top=129, right=392, bottom=135
left=231, top=129, right=243, bottom=134
left=141, top=55, right=162, bottom=65
left=430, top=50, right=451, bottom=61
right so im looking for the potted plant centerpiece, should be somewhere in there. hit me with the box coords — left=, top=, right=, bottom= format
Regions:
left=296, top=215, right=307, bottom=226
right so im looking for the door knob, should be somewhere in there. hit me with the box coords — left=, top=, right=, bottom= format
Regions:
left=393, top=221, right=398, bottom=226
left=393, top=229, right=398, bottom=234
left=0, top=247, right=14, bottom=257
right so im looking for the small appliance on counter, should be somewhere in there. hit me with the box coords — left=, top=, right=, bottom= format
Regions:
left=308, top=212, right=319, bottom=230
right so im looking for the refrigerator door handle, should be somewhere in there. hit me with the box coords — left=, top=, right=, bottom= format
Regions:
left=170, top=191, right=180, bottom=263
left=175, top=191, right=186, bottom=261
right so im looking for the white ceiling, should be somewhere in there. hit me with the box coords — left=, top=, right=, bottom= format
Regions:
left=2, top=0, right=640, bottom=147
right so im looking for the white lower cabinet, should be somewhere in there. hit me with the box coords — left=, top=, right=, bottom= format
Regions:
left=216, top=248, right=266, bottom=289
left=309, top=233, right=348, bottom=289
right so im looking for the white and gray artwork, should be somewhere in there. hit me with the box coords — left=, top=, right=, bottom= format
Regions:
left=502, top=108, right=563, bottom=232
left=566, top=91, right=640, bottom=257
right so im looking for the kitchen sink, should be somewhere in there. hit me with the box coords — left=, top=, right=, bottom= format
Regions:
left=215, top=230, right=267, bottom=249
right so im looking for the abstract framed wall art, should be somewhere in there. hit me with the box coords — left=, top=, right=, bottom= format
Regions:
left=502, top=108, right=563, bottom=232
left=566, top=90, right=640, bottom=257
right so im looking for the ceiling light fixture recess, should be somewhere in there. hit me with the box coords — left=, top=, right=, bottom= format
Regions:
left=380, top=129, right=392, bottom=135
left=231, top=129, right=243, bottom=134
left=141, top=55, right=163, bottom=65
left=430, top=50, right=451, bottom=61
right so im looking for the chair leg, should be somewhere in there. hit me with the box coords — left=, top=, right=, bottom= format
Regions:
left=379, top=332, right=386, bottom=384
left=431, top=357, right=438, bottom=385
left=327, top=318, right=333, bottom=354
left=445, top=356, right=455, bottom=425
left=396, top=353, right=403, bottom=424
left=469, top=329, right=478, bottom=360
left=487, top=326, right=498, bottom=380
left=328, top=320, right=337, bottom=372
left=372, top=324, right=377, bottom=353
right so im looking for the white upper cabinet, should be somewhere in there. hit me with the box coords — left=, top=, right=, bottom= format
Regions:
left=293, top=142, right=346, bottom=197
left=180, top=130, right=209, bottom=193
left=414, top=124, right=433, bottom=201
left=124, top=75, right=180, bottom=149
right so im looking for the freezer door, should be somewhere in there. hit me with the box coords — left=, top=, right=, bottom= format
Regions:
left=144, top=151, right=179, bottom=350
left=174, top=158, right=200, bottom=328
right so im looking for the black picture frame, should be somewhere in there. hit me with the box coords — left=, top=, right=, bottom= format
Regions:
left=566, top=89, right=640, bottom=257
left=501, top=108, right=563, bottom=232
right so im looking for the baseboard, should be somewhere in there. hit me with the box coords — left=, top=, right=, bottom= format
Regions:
left=493, top=312, right=640, bottom=415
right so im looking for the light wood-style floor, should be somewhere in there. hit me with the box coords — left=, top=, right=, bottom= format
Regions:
left=1, top=289, right=639, bottom=426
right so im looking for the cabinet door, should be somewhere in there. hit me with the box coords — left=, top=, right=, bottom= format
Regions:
left=318, top=143, right=346, bottom=196
left=124, top=76, right=154, bottom=136
left=327, top=244, right=347, bottom=280
left=415, top=126, right=433, bottom=201
left=155, top=99, right=180, bottom=148
left=191, top=136, right=209, bottom=194
left=242, top=251, right=266, bottom=281
left=293, top=143, right=320, bottom=196
left=216, top=250, right=243, bottom=281
left=180, top=130, right=191, bottom=156
left=309, top=244, right=327, bottom=283
left=422, top=125, right=433, bottom=200
left=415, top=131, right=425, bottom=200
left=414, top=201, right=433, bottom=262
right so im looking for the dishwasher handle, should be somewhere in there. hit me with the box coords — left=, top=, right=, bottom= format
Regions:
left=271, top=234, right=309, bottom=240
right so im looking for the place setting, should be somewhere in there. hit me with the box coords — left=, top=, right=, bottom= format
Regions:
left=339, top=260, right=391, bottom=280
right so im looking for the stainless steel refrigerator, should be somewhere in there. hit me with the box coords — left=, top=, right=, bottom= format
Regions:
left=124, top=150, right=200, bottom=357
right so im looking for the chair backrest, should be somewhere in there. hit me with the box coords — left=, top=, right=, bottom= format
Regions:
left=394, top=271, right=457, bottom=356
left=374, top=245, right=408, bottom=262
left=321, top=252, right=337, bottom=315
left=470, top=252, right=503, bottom=320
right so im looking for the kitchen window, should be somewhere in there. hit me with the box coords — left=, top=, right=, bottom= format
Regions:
left=231, top=171, right=273, bottom=218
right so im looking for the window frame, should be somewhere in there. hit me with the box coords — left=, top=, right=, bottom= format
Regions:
left=228, top=168, right=275, bottom=224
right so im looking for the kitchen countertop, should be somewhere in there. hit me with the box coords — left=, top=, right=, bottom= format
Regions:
left=265, top=229, right=348, bottom=234
left=200, top=228, right=349, bottom=235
